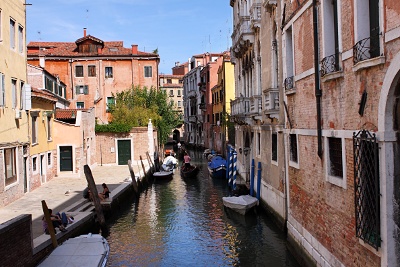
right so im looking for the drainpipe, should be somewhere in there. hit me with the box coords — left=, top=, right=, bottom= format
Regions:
left=313, top=0, right=323, bottom=158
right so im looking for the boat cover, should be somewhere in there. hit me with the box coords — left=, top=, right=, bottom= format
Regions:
left=39, top=234, right=109, bottom=267
left=208, top=155, right=226, bottom=170
left=222, top=195, right=259, bottom=215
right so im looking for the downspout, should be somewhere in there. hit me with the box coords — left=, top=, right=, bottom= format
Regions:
left=313, top=0, right=323, bottom=158
left=69, top=59, right=74, bottom=100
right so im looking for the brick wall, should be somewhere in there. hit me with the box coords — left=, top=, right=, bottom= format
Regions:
left=0, top=215, right=33, bottom=266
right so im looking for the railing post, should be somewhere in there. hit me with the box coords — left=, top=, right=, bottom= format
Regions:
left=226, top=145, right=231, bottom=180
left=257, top=162, right=262, bottom=200
left=233, top=151, right=237, bottom=191
left=250, top=158, right=255, bottom=196
left=228, top=147, right=233, bottom=187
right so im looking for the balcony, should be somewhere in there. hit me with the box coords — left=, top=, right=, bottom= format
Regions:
left=353, top=34, right=381, bottom=65
left=263, top=88, right=279, bottom=119
left=321, top=53, right=341, bottom=76
left=187, top=89, right=197, bottom=98
left=230, top=96, right=251, bottom=125
left=250, top=2, right=262, bottom=28
left=232, top=16, right=254, bottom=52
left=250, top=95, right=262, bottom=116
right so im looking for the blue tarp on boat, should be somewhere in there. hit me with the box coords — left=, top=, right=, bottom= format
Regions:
left=208, top=155, right=227, bottom=169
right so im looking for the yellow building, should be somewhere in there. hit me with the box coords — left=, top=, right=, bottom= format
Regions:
left=211, top=56, right=235, bottom=154
left=29, top=88, right=57, bottom=189
left=0, top=0, right=31, bottom=207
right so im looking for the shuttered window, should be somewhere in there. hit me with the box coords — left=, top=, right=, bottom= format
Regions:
left=0, top=73, right=5, bottom=107
left=144, top=66, right=152, bottom=78
left=75, top=85, right=88, bottom=95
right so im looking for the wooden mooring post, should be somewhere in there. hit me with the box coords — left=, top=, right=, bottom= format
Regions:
left=139, top=155, right=147, bottom=176
left=41, top=200, right=58, bottom=248
left=128, top=160, right=139, bottom=193
left=84, top=165, right=109, bottom=236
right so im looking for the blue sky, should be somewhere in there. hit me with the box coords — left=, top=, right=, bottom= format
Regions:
left=26, top=0, right=233, bottom=74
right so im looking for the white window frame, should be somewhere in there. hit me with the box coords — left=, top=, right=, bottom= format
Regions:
left=4, top=147, right=18, bottom=187
left=76, top=102, right=85, bottom=109
left=322, top=0, right=342, bottom=58
left=11, top=78, right=17, bottom=109
left=256, top=132, right=261, bottom=157
left=10, top=18, right=15, bottom=50
left=31, top=113, right=38, bottom=145
left=32, top=156, right=38, bottom=174
left=0, top=9, right=2, bottom=42
left=325, top=136, right=347, bottom=189
left=47, top=152, right=52, bottom=168
left=105, top=66, right=113, bottom=78
left=0, top=73, right=5, bottom=107
left=47, top=115, right=52, bottom=141
left=18, top=24, right=23, bottom=54
left=284, top=26, right=294, bottom=81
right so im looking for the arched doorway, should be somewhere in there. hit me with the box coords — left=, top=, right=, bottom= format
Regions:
left=379, top=53, right=400, bottom=266
left=173, top=129, right=181, bottom=143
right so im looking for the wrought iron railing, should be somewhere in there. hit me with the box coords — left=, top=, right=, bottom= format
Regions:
left=353, top=130, right=381, bottom=250
left=321, top=53, right=340, bottom=76
left=284, top=76, right=294, bottom=90
left=353, top=34, right=381, bottom=64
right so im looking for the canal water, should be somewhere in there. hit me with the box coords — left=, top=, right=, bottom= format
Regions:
left=106, top=150, right=300, bottom=267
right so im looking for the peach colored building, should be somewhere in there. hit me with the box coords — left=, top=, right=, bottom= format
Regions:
left=27, top=29, right=160, bottom=124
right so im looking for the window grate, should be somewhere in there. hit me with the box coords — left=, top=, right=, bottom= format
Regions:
left=353, top=34, right=381, bottom=64
left=353, top=130, right=380, bottom=249
left=290, top=134, right=298, bottom=163
left=321, top=53, right=340, bottom=76
left=284, top=76, right=294, bottom=90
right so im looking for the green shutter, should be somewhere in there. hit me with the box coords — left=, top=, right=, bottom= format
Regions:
left=75, top=86, right=80, bottom=94
left=84, top=85, right=89, bottom=95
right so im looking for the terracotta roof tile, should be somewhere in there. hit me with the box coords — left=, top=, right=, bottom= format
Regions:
left=55, top=109, right=88, bottom=119
left=31, top=87, right=57, bottom=102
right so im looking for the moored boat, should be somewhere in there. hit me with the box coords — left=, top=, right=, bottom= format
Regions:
left=208, top=155, right=227, bottom=178
left=153, top=170, right=173, bottom=180
left=222, top=195, right=259, bottom=215
left=38, top=233, right=109, bottom=267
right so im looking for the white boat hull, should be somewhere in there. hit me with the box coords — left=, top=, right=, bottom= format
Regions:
left=222, top=195, right=259, bottom=215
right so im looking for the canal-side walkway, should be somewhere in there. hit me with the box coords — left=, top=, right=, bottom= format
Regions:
left=0, top=164, right=145, bottom=239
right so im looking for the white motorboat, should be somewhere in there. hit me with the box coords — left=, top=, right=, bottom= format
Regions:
left=222, top=195, right=259, bottom=215
left=38, top=233, right=109, bottom=267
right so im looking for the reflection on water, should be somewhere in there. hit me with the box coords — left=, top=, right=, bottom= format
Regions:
left=106, top=150, right=300, bottom=267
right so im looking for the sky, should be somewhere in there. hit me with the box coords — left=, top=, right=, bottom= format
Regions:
left=26, top=0, right=233, bottom=74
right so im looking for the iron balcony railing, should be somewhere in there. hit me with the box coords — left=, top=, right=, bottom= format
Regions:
left=353, top=34, right=381, bottom=65
left=321, top=53, right=340, bottom=76
left=284, top=76, right=294, bottom=90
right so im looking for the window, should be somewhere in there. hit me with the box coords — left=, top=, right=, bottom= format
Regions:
left=75, top=66, right=84, bottom=77
left=167, top=78, right=172, bottom=84
left=353, top=130, right=380, bottom=249
left=272, top=132, right=277, bottom=162
left=31, top=114, right=38, bottom=144
left=105, top=67, right=113, bottom=78
left=321, top=0, right=341, bottom=76
left=284, top=26, right=294, bottom=90
left=169, top=90, right=174, bottom=96
left=289, top=134, right=298, bottom=163
left=106, top=97, right=115, bottom=112
left=88, top=65, right=96, bottom=77
left=75, top=85, right=88, bottom=95
left=178, top=101, right=182, bottom=107
left=178, top=90, right=181, bottom=96
left=32, top=157, right=37, bottom=172
left=47, top=115, right=52, bottom=140
left=20, top=81, right=24, bottom=109
left=354, top=0, right=380, bottom=64
left=47, top=152, right=52, bottom=166
left=0, top=10, right=2, bottom=40
left=0, top=73, right=4, bottom=107
left=77, top=102, right=84, bottom=109
left=10, top=19, right=15, bottom=49
left=256, top=132, right=261, bottom=156
left=45, top=76, right=54, bottom=92
left=18, top=25, right=23, bottom=53
left=11, top=79, right=17, bottom=108
left=144, top=66, right=152, bottom=78
left=328, top=137, right=343, bottom=178
left=4, top=148, right=17, bottom=186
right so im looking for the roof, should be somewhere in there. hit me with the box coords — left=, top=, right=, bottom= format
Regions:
left=27, top=39, right=157, bottom=57
left=55, top=109, right=88, bottom=119
left=31, top=87, right=57, bottom=103
left=160, top=83, right=183, bottom=88
left=159, top=74, right=184, bottom=79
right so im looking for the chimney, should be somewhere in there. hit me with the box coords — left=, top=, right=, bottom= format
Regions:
left=83, top=28, right=87, bottom=37
left=39, top=56, right=45, bottom=68
left=131, top=44, right=138, bottom=54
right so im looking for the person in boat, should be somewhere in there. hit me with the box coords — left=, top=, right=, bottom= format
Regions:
left=42, top=209, right=67, bottom=234
left=99, top=183, right=110, bottom=201
left=183, top=152, right=191, bottom=169
left=177, top=142, right=181, bottom=150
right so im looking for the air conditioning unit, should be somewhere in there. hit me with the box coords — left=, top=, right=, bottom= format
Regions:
left=15, top=109, right=22, bottom=119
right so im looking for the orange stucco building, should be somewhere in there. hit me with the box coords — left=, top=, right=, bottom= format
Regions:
left=27, top=29, right=160, bottom=124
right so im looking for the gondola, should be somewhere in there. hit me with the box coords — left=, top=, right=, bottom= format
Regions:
left=180, top=164, right=199, bottom=178
left=208, top=155, right=227, bottom=179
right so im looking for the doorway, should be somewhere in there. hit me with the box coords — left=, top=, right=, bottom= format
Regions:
left=60, top=146, right=73, bottom=171
left=117, top=140, right=131, bottom=165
